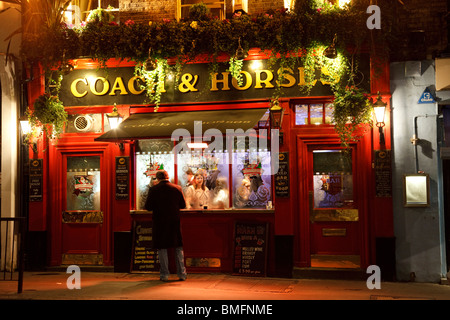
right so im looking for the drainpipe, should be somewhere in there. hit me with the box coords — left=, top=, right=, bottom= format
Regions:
left=410, top=114, right=438, bottom=173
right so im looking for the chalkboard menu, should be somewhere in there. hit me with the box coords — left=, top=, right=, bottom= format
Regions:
left=130, top=220, right=159, bottom=272
left=233, top=222, right=268, bottom=276
left=374, top=150, right=392, bottom=197
left=275, top=152, right=289, bottom=197
left=29, top=159, right=43, bottom=202
left=115, top=156, right=129, bottom=200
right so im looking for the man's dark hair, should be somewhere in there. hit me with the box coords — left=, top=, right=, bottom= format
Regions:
left=155, top=170, right=169, bottom=180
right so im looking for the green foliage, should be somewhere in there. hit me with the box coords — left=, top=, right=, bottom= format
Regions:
left=134, top=59, right=170, bottom=111
left=22, top=2, right=397, bottom=70
left=27, top=93, right=68, bottom=140
left=227, top=57, right=244, bottom=86
left=20, top=0, right=398, bottom=146
left=332, top=85, right=372, bottom=148
left=188, top=2, right=210, bottom=21
left=86, top=6, right=115, bottom=23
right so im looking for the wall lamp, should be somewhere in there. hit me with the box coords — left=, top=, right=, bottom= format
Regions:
left=19, top=115, right=38, bottom=154
left=106, top=104, right=124, bottom=151
left=106, top=103, right=123, bottom=130
left=269, top=100, right=284, bottom=130
left=373, top=93, right=387, bottom=146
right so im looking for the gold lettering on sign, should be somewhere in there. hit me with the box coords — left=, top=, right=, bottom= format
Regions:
left=210, top=72, right=231, bottom=91
left=254, top=70, right=274, bottom=89
left=231, top=71, right=252, bottom=90
left=128, top=76, right=145, bottom=95
left=71, top=78, right=88, bottom=97
left=68, top=64, right=341, bottom=99
left=90, top=77, right=109, bottom=96
left=278, top=68, right=296, bottom=88
left=179, top=73, right=199, bottom=92
left=109, top=77, right=128, bottom=95
left=319, top=66, right=340, bottom=85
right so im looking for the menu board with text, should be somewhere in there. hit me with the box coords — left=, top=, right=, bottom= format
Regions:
left=233, top=222, right=268, bottom=276
left=115, top=156, right=129, bottom=200
left=274, top=152, right=289, bottom=197
left=130, top=220, right=159, bottom=272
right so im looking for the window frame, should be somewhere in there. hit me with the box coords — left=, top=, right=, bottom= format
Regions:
left=134, top=134, right=274, bottom=211
left=177, top=0, right=226, bottom=21
left=292, top=99, right=335, bottom=127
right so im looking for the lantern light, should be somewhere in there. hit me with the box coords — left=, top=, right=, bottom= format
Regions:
left=269, top=100, right=284, bottom=129
left=106, top=103, right=123, bottom=130
left=19, top=115, right=31, bottom=135
left=373, top=92, right=387, bottom=145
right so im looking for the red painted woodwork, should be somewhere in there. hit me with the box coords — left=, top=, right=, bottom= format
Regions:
left=62, top=223, right=102, bottom=253
left=26, top=56, right=393, bottom=272
left=310, top=222, right=360, bottom=255
left=132, top=212, right=275, bottom=275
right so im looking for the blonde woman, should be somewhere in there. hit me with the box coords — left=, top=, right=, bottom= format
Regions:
left=184, top=173, right=211, bottom=209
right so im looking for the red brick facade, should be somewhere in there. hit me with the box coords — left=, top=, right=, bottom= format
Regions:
left=118, top=0, right=285, bottom=23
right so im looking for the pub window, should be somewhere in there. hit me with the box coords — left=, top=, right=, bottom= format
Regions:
left=232, top=147, right=272, bottom=209
left=134, top=134, right=273, bottom=211
left=135, top=140, right=175, bottom=210
left=313, top=150, right=354, bottom=209
left=233, top=0, right=248, bottom=13
left=63, top=0, right=118, bottom=27
left=177, top=0, right=225, bottom=20
left=66, top=156, right=101, bottom=211
left=178, top=148, right=230, bottom=209
left=294, top=102, right=334, bottom=125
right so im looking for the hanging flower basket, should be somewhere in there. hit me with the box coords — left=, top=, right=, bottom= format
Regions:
left=332, top=85, right=373, bottom=148
left=27, top=92, right=68, bottom=140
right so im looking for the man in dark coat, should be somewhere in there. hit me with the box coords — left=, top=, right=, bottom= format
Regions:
left=145, top=170, right=187, bottom=281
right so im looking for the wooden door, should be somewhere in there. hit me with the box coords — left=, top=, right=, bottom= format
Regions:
left=307, top=146, right=360, bottom=268
left=61, top=153, right=106, bottom=265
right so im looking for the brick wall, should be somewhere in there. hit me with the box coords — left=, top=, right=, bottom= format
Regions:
left=247, top=0, right=285, bottom=14
left=118, top=0, right=286, bottom=23
left=116, top=0, right=448, bottom=59
left=119, top=0, right=176, bottom=23
left=393, top=0, right=448, bottom=60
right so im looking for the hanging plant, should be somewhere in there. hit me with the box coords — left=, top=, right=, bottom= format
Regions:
left=188, top=2, right=211, bottom=21
left=332, top=85, right=372, bottom=148
left=86, top=6, right=116, bottom=24
left=227, top=57, right=244, bottom=86
left=135, top=59, right=169, bottom=112
left=27, top=92, right=68, bottom=141
left=300, top=42, right=349, bottom=94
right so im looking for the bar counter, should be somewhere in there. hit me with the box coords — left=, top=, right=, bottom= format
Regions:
left=129, top=209, right=276, bottom=275
left=130, top=209, right=275, bottom=215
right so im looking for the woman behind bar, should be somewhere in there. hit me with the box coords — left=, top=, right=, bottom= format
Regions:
left=145, top=170, right=187, bottom=281
left=184, top=172, right=210, bottom=209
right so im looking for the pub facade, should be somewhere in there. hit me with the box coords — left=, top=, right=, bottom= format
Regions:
left=25, top=51, right=393, bottom=277
left=23, top=1, right=395, bottom=278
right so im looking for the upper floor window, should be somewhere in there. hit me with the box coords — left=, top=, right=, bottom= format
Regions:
left=63, top=0, right=118, bottom=27
left=177, top=0, right=225, bottom=20
left=234, top=0, right=248, bottom=13
left=294, top=102, right=334, bottom=126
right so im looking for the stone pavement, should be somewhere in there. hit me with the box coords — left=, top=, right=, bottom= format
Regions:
left=1, top=271, right=450, bottom=301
